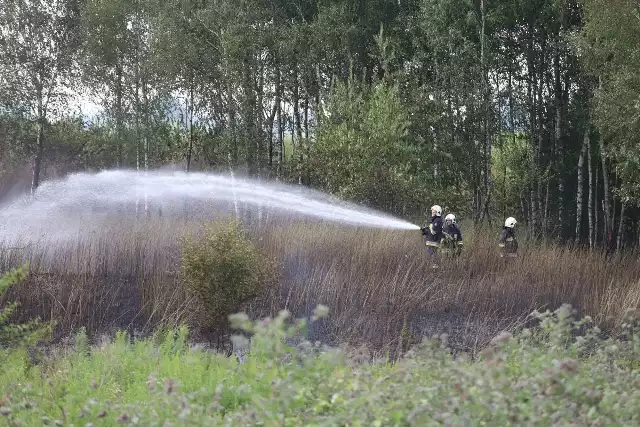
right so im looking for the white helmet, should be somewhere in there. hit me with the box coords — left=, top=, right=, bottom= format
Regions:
left=505, top=217, right=517, bottom=228
left=430, top=205, right=442, bottom=216
left=445, top=213, right=456, bottom=224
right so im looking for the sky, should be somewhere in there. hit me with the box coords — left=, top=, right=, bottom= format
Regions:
left=65, top=90, right=103, bottom=121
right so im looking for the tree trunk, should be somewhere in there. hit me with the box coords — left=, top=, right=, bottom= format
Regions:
left=256, top=59, right=265, bottom=177
left=143, top=74, right=150, bottom=216
left=293, top=74, right=303, bottom=185
left=479, top=4, right=493, bottom=226
left=244, top=62, right=257, bottom=177
left=266, top=72, right=279, bottom=172
left=230, top=101, right=237, bottom=167
left=186, top=80, right=194, bottom=172
left=277, top=86, right=283, bottom=178
left=575, top=128, right=589, bottom=241
left=554, top=49, right=564, bottom=235
left=596, top=75, right=612, bottom=247
left=536, top=40, right=545, bottom=234
left=135, top=61, right=141, bottom=216
left=304, top=71, right=310, bottom=140
left=594, top=153, right=599, bottom=246
left=544, top=171, right=550, bottom=238
left=585, top=135, right=598, bottom=249
left=228, top=152, right=239, bottom=219
left=115, top=61, right=124, bottom=168
left=508, top=67, right=515, bottom=223
left=134, top=31, right=140, bottom=174
left=135, top=85, right=140, bottom=172
left=599, top=138, right=611, bottom=247
left=31, top=96, right=45, bottom=193
left=612, top=183, right=618, bottom=248
left=617, top=201, right=626, bottom=251
left=479, top=0, right=491, bottom=224
left=527, top=32, right=539, bottom=232
left=315, top=63, right=321, bottom=129
left=143, top=80, right=149, bottom=172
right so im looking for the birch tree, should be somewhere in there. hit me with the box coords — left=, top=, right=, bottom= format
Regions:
left=0, top=0, right=81, bottom=191
left=575, top=127, right=589, bottom=241
left=587, top=128, right=594, bottom=248
left=581, top=0, right=640, bottom=247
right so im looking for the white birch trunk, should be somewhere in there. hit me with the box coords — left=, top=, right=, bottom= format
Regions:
left=575, top=129, right=589, bottom=241
left=587, top=133, right=594, bottom=248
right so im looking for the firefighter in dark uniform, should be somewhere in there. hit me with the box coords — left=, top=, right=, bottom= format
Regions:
left=441, top=213, right=464, bottom=259
left=420, top=205, right=443, bottom=268
left=499, top=217, right=518, bottom=258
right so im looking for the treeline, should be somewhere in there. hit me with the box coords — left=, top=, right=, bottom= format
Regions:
left=0, top=0, right=638, bottom=249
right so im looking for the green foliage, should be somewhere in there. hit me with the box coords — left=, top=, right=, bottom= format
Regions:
left=0, top=0, right=80, bottom=115
left=308, top=77, right=423, bottom=215
left=0, top=264, right=49, bottom=349
left=3, top=0, right=640, bottom=244
left=0, top=305, right=637, bottom=425
left=581, top=0, right=640, bottom=205
left=179, top=221, right=277, bottom=331
left=492, top=131, right=533, bottom=216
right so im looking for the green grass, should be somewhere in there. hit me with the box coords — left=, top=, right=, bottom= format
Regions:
left=0, top=306, right=638, bottom=426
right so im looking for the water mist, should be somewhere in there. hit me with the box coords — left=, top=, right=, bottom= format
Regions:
left=0, top=170, right=419, bottom=244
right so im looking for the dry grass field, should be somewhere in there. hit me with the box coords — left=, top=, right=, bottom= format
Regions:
left=1, top=214, right=638, bottom=355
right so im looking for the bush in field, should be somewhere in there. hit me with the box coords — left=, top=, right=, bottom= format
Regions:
left=0, top=264, right=48, bottom=348
left=180, top=221, right=277, bottom=331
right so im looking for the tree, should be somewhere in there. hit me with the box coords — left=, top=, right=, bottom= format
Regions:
left=307, top=78, right=420, bottom=215
left=82, top=0, right=148, bottom=168
left=0, top=0, right=81, bottom=191
left=581, top=0, right=640, bottom=247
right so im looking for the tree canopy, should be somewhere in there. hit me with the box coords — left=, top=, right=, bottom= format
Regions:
left=1, top=0, right=639, bottom=249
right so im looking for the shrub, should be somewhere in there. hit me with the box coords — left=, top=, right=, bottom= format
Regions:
left=180, top=220, right=278, bottom=331
left=0, top=305, right=638, bottom=425
left=0, top=264, right=49, bottom=349
left=307, top=78, right=422, bottom=215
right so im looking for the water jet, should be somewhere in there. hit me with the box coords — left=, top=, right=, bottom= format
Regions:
left=0, top=169, right=420, bottom=244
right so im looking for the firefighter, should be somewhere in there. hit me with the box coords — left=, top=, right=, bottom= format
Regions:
left=499, top=217, right=518, bottom=258
left=420, top=205, right=443, bottom=268
left=441, top=213, right=464, bottom=259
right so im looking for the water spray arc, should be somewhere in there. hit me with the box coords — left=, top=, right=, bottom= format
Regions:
left=0, top=170, right=420, bottom=243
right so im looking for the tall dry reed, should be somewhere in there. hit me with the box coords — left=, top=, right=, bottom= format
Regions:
left=0, top=216, right=638, bottom=352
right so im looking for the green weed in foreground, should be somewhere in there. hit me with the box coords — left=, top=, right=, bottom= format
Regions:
left=0, top=264, right=50, bottom=348
left=0, top=306, right=638, bottom=426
